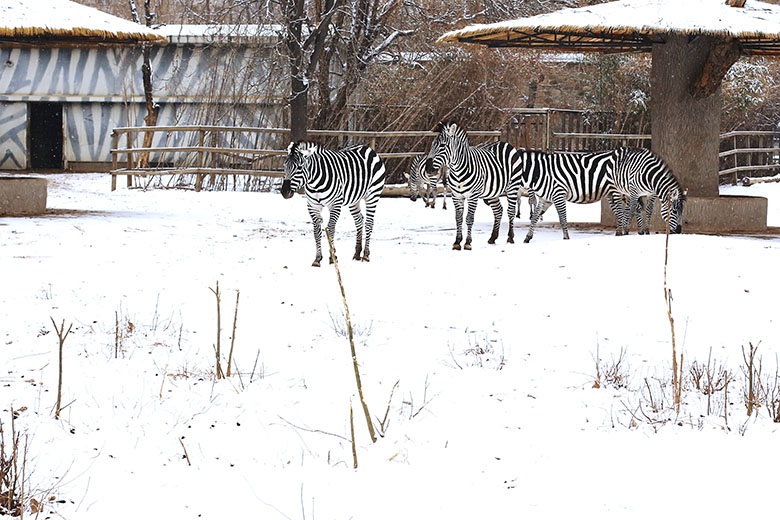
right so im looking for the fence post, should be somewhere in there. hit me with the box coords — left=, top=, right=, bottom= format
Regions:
left=196, top=129, right=204, bottom=192
left=126, top=131, right=134, bottom=188
left=111, top=131, right=118, bottom=191
left=544, top=109, right=552, bottom=153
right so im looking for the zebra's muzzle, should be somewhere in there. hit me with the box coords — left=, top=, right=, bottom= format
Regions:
left=281, top=180, right=294, bottom=199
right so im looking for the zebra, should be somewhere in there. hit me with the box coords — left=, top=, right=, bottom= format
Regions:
left=281, top=141, right=386, bottom=267
left=611, top=147, right=686, bottom=235
left=406, top=155, right=449, bottom=209
left=424, top=121, right=524, bottom=249
left=517, top=149, right=625, bottom=243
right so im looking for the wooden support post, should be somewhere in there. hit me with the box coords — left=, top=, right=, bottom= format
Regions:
left=544, top=109, right=552, bottom=153
left=111, top=131, right=118, bottom=191
left=196, top=129, right=204, bottom=192
left=126, top=131, right=134, bottom=188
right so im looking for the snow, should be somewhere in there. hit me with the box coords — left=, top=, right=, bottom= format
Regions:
left=0, top=0, right=164, bottom=42
left=156, top=24, right=282, bottom=44
left=1, top=174, right=780, bottom=518
left=440, top=0, right=780, bottom=44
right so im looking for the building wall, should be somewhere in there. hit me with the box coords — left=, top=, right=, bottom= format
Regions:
left=0, top=102, right=26, bottom=169
left=0, top=41, right=283, bottom=170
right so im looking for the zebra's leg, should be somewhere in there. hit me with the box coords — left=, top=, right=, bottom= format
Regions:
left=506, top=190, right=518, bottom=243
left=349, top=202, right=364, bottom=260
left=627, top=194, right=641, bottom=236
left=640, top=195, right=656, bottom=235
left=326, top=204, right=343, bottom=264
left=362, top=197, right=379, bottom=262
left=442, top=185, right=448, bottom=210
left=552, top=195, right=570, bottom=240
left=452, top=196, right=465, bottom=250
left=485, top=197, right=502, bottom=245
left=608, top=192, right=627, bottom=236
left=308, top=202, right=324, bottom=267
left=524, top=199, right=552, bottom=243
left=464, top=197, right=479, bottom=250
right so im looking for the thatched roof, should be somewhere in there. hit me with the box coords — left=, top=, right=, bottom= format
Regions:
left=439, top=0, right=780, bottom=55
left=0, top=0, right=166, bottom=45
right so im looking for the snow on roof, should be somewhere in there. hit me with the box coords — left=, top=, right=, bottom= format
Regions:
left=0, top=0, right=166, bottom=44
left=156, top=24, right=281, bottom=44
left=439, top=0, right=780, bottom=55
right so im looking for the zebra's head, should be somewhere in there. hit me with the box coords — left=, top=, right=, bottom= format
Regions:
left=406, top=156, right=426, bottom=202
left=281, top=141, right=316, bottom=199
left=425, top=121, right=460, bottom=174
left=663, top=188, right=686, bottom=234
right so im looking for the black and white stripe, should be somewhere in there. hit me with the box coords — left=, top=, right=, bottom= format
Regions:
left=407, top=155, right=448, bottom=209
left=281, top=141, right=386, bottom=266
left=425, top=122, right=524, bottom=249
left=517, top=150, right=623, bottom=242
left=612, top=147, right=686, bottom=235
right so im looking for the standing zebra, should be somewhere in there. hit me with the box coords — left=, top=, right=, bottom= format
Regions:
left=612, top=147, right=686, bottom=235
left=517, top=149, right=624, bottom=243
left=281, top=141, right=386, bottom=266
left=425, top=121, right=524, bottom=249
left=406, top=155, right=448, bottom=209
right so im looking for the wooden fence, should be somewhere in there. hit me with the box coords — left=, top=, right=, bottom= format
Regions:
left=109, top=125, right=501, bottom=191
left=719, top=130, right=780, bottom=184
left=110, top=122, right=780, bottom=191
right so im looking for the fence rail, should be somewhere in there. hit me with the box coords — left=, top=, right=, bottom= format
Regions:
left=110, top=123, right=780, bottom=191
left=718, top=130, right=780, bottom=184
left=109, top=125, right=501, bottom=191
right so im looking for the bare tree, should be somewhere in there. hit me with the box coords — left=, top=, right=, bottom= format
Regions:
left=129, top=0, right=160, bottom=167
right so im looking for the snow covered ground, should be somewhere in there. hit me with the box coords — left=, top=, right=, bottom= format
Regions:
left=1, top=174, right=779, bottom=519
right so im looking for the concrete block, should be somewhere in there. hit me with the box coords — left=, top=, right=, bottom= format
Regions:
left=600, top=195, right=768, bottom=234
left=0, top=176, right=48, bottom=216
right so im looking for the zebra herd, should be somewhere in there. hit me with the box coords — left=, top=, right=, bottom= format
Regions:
left=281, top=121, right=686, bottom=266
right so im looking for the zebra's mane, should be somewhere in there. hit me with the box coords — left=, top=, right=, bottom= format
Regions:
left=288, top=141, right=321, bottom=158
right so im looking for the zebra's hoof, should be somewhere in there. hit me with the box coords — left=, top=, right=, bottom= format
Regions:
left=464, top=243, right=472, bottom=250
left=488, top=238, right=496, bottom=245
left=362, top=255, right=370, bottom=262
left=523, top=236, right=532, bottom=244
left=507, top=237, right=514, bottom=244
left=452, top=243, right=461, bottom=250
left=353, top=253, right=361, bottom=261
left=312, top=260, right=321, bottom=267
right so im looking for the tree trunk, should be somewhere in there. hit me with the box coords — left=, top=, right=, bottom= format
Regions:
left=129, top=0, right=158, bottom=168
left=651, top=34, right=721, bottom=197
left=286, top=0, right=307, bottom=142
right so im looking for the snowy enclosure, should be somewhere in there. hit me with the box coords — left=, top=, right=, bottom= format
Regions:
left=0, top=175, right=779, bottom=518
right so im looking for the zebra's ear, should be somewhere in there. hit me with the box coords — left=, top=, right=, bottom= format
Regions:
left=681, top=189, right=688, bottom=201
left=287, top=141, right=296, bottom=153
left=435, top=122, right=446, bottom=133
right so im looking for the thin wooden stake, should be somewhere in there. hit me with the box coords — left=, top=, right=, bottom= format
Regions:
left=325, top=229, right=377, bottom=443
left=227, top=290, right=240, bottom=377
left=350, top=401, right=358, bottom=469
left=210, top=281, right=224, bottom=379
left=51, top=318, right=73, bottom=420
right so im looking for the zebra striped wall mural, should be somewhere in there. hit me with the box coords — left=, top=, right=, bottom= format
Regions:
left=0, top=30, right=283, bottom=169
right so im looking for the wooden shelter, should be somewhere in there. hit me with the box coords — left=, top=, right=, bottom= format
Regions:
left=0, top=0, right=166, bottom=45
left=439, top=0, right=780, bottom=233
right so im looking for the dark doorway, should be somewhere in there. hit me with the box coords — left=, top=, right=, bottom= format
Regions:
left=29, top=102, right=64, bottom=169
